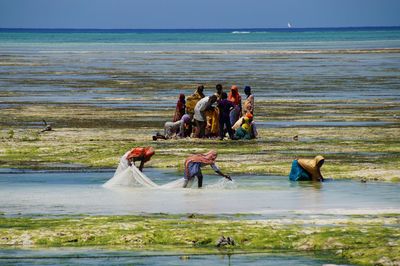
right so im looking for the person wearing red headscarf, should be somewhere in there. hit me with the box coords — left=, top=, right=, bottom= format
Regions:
left=183, top=150, right=231, bottom=188
left=173, top=93, right=186, bottom=122
left=125, top=147, right=155, bottom=172
left=228, top=85, right=242, bottom=125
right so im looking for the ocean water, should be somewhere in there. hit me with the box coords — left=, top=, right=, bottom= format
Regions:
left=0, top=169, right=399, bottom=217
left=1, top=27, right=400, bottom=107
left=0, top=249, right=348, bottom=266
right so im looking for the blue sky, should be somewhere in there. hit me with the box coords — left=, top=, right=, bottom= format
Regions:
left=0, top=0, right=399, bottom=29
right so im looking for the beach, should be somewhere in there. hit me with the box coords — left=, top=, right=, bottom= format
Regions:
left=0, top=28, right=399, bottom=265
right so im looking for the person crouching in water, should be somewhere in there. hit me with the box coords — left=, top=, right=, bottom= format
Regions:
left=153, top=114, right=192, bottom=140
left=183, top=150, right=231, bottom=188
left=124, top=147, right=155, bottom=172
left=289, top=155, right=325, bottom=182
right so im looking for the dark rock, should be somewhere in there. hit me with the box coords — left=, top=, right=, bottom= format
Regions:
left=216, top=236, right=235, bottom=247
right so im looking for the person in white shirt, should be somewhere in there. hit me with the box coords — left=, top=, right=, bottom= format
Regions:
left=193, top=95, right=217, bottom=138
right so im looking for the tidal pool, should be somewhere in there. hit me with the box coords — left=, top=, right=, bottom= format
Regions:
left=0, top=248, right=349, bottom=266
left=256, top=121, right=397, bottom=128
left=0, top=169, right=398, bottom=217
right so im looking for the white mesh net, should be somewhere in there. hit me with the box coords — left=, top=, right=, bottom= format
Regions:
left=103, top=153, right=234, bottom=189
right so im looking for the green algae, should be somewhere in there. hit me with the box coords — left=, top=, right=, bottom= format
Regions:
left=0, top=214, right=399, bottom=265
left=0, top=97, right=399, bottom=180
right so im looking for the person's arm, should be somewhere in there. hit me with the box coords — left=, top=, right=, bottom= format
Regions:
left=318, top=169, right=324, bottom=182
left=137, top=149, right=146, bottom=171
left=211, top=163, right=232, bottom=181
left=228, top=101, right=234, bottom=112
left=138, top=159, right=145, bottom=172
left=205, top=101, right=214, bottom=112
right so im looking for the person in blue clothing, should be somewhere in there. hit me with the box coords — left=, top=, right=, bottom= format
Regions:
left=289, top=155, right=325, bottom=182
left=183, top=150, right=231, bottom=188
left=217, top=92, right=235, bottom=140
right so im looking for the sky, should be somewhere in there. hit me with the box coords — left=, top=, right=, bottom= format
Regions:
left=0, top=0, right=399, bottom=29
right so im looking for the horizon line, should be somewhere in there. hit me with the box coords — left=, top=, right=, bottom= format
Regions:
left=1, top=25, right=399, bottom=31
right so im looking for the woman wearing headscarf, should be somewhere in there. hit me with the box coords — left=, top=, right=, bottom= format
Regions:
left=228, top=85, right=242, bottom=125
left=289, top=155, right=325, bottom=182
left=173, top=93, right=186, bottom=122
left=183, top=150, right=231, bottom=188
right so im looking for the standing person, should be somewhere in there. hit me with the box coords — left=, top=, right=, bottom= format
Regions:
left=186, top=85, right=205, bottom=117
left=228, top=85, right=242, bottom=125
left=243, top=86, right=254, bottom=115
left=217, top=92, right=235, bottom=140
left=215, top=84, right=223, bottom=101
left=205, top=106, right=220, bottom=138
left=193, top=95, right=217, bottom=138
left=183, top=150, right=231, bottom=188
left=125, top=147, right=155, bottom=172
left=173, top=93, right=186, bottom=122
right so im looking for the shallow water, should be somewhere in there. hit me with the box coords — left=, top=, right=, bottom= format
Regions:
left=256, top=121, right=397, bottom=128
left=1, top=28, right=400, bottom=109
left=0, top=169, right=398, bottom=217
left=0, top=248, right=348, bottom=266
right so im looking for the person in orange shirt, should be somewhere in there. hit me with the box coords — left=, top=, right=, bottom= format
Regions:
left=125, top=147, right=155, bottom=172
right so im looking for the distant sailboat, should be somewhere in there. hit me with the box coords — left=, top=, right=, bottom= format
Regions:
left=287, top=22, right=292, bottom=28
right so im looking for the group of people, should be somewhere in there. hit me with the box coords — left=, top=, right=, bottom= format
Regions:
left=153, top=84, right=257, bottom=141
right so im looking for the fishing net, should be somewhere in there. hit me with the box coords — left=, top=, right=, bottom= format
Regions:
left=103, top=152, right=234, bottom=189
left=103, top=152, right=159, bottom=188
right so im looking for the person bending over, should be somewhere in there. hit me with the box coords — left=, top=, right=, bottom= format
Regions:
left=289, top=155, right=325, bottom=182
left=125, top=147, right=155, bottom=172
left=193, top=95, right=217, bottom=138
left=183, top=150, right=231, bottom=188
left=153, top=114, right=192, bottom=140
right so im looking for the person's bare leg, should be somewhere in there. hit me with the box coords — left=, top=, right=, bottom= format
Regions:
left=197, top=173, right=203, bottom=188
left=183, top=179, right=189, bottom=188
